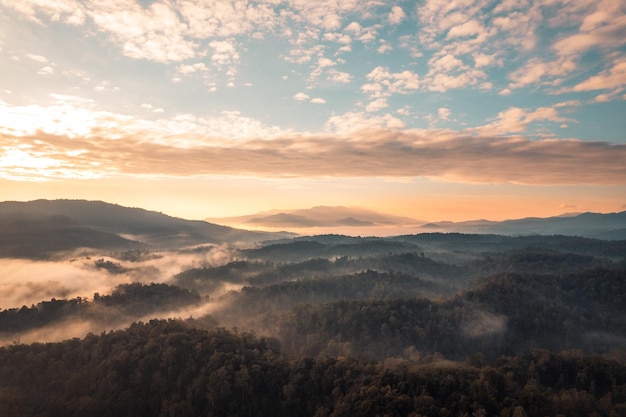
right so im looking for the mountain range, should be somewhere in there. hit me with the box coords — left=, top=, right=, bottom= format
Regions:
left=206, top=206, right=423, bottom=228
left=210, top=206, right=626, bottom=240
left=419, top=211, right=626, bottom=240
left=0, top=200, right=294, bottom=258
left=1, top=200, right=624, bottom=259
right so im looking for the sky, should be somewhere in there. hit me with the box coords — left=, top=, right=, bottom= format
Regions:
left=0, top=0, right=625, bottom=223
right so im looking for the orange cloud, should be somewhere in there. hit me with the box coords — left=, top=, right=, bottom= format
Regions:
left=2, top=126, right=624, bottom=186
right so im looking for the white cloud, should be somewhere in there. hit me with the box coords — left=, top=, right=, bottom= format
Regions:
left=1, top=0, right=86, bottom=26
left=293, top=92, right=310, bottom=102
left=377, top=40, right=392, bottom=54
left=26, top=53, right=48, bottom=63
left=37, top=66, right=55, bottom=75
left=325, top=111, right=405, bottom=133
left=176, top=62, right=209, bottom=76
left=554, top=100, right=581, bottom=109
left=322, top=32, right=352, bottom=44
left=508, top=57, right=576, bottom=89
left=326, top=69, right=352, bottom=83
left=569, top=58, right=626, bottom=93
left=87, top=0, right=197, bottom=63
left=426, top=69, right=486, bottom=92
left=365, top=98, right=388, bottom=112
left=447, top=20, right=485, bottom=39
left=93, top=80, right=120, bottom=93
left=343, top=21, right=362, bottom=34
left=362, top=67, right=420, bottom=98
left=475, top=104, right=576, bottom=135
left=438, top=107, right=451, bottom=121
left=141, top=103, right=165, bottom=113
left=310, top=97, right=326, bottom=104
left=388, top=6, right=406, bottom=25
left=209, top=39, right=239, bottom=66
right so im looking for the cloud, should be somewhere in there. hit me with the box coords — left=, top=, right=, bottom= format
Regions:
left=508, top=57, right=578, bottom=89
left=365, top=98, right=388, bottom=112
left=438, top=108, right=451, bottom=121
left=388, top=6, right=406, bottom=25
left=0, top=101, right=623, bottom=186
left=447, top=20, right=486, bottom=39
left=475, top=105, right=576, bottom=135
left=422, top=51, right=488, bottom=91
left=175, top=62, right=209, bottom=77
left=293, top=92, right=309, bottom=102
left=141, top=103, right=165, bottom=113
left=2, top=0, right=386, bottom=68
left=26, top=53, right=48, bottom=63
left=310, top=97, right=326, bottom=104
left=426, top=69, right=487, bottom=92
left=322, top=32, right=352, bottom=44
left=37, top=65, right=55, bottom=75
left=377, top=41, right=392, bottom=54
left=326, top=69, right=352, bottom=83
left=362, top=67, right=420, bottom=98
left=505, top=0, right=626, bottom=90
left=1, top=0, right=86, bottom=26
left=343, top=21, right=362, bottom=34
left=87, top=0, right=197, bottom=63
left=568, top=58, right=626, bottom=93
left=209, top=39, right=239, bottom=66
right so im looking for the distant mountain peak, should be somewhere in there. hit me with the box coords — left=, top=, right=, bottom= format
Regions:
left=207, top=206, right=424, bottom=230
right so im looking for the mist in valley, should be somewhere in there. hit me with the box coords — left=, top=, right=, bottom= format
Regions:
left=1, top=216, right=626, bottom=416
left=1, top=233, right=624, bottom=360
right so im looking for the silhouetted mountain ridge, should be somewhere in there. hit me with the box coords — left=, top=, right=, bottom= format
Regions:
left=208, top=205, right=422, bottom=228
left=0, top=200, right=294, bottom=258
left=421, top=211, right=626, bottom=239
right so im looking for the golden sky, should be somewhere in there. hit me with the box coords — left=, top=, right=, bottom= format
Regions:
left=1, top=0, right=625, bottom=223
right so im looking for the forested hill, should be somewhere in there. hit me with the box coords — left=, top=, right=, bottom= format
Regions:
left=1, top=229, right=625, bottom=416
left=0, top=319, right=625, bottom=417
left=0, top=283, right=202, bottom=337
left=0, top=200, right=294, bottom=258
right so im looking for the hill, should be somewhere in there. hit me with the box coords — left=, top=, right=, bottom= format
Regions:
left=421, top=211, right=626, bottom=239
left=0, top=200, right=294, bottom=258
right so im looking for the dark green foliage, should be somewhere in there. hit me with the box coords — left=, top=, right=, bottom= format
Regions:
left=2, top=231, right=626, bottom=416
left=0, top=320, right=625, bottom=417
left=174, top=260, right=273, bottom=292
left=242, top=238, right=420, bottom=262
left=221, top=270, right=443, bottom=317
left=94, top=258, right=130, bottom=274
left=261, top=267, right=626, bottom=360
left=0, top=284, right=201, bottom=335
left=392, top=233, right=626, bottom=259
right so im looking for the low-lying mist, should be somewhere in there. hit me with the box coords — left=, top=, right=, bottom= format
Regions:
left=1, top=233, right=624, bottom=361
left=0, top=244, right=245, bottom=346
left=0, top=244, right=240, bottom=310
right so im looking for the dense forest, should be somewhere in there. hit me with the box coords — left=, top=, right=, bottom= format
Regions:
left=1, top=233, right=625, bottom=415
left=1, top=320, right=625, bottom=416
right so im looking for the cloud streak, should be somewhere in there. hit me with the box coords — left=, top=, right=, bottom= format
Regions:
left=1, top=120, right=623, bottom=185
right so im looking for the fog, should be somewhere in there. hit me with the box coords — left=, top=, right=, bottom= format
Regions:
left=1, top=233, right=624, bottom=362
left=462, top=310, right=507, bottom=337
left=0, top=244, right=242, bottom=310
left=0, top=258, right=126, bottom=309
left=0, top=297, right=234, bottom=346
